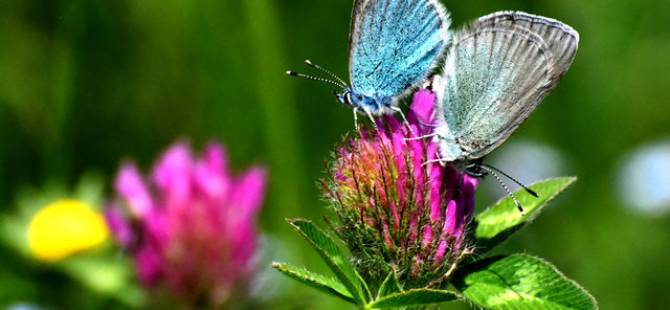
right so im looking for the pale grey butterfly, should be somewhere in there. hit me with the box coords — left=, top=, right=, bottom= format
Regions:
left=430, top=11, right=579, bottom=211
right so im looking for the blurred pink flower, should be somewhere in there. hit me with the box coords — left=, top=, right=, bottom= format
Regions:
left=106, top=141, right=266, bottom=307
left=326, top=90, right=478, bottom=287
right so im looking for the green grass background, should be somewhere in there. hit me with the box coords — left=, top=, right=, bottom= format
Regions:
left=1, top=0, right=669, bottom=308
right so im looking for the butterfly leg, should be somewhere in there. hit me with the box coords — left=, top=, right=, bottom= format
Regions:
left=405, top=133, right=439, bottom=141
left=421, top=158, right=447, bottom=167
left=390, top=106, right=416, bottom=135
left=353, top=107, right=360, bottom=131
left=365, top=109, right=380, bottom=132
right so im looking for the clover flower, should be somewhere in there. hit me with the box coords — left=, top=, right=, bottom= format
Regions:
left=324, top=90, right=478, bottom=288
left=106, top=141, right=266, bottom=307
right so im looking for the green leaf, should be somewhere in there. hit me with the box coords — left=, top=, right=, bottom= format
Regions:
left=376, top=270, right=401, bottom=299
left=288, top=219, right=371, bottom=304
left=367, top=288, right=458, bottom=309
left=454, top=254, right=598, bottom=310
left=59, top=254, right=144, bottom=307
left=272, top=262, right=356, bottom=304
left=475, top=177, right=576, bottom=250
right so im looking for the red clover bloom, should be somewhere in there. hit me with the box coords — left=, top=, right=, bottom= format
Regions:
left=324, top=90, right=478, bottom=288
left=106, top=141, right=266, bottom=308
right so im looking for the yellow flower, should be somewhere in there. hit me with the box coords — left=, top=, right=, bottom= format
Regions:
left=28, top=199, right=109, bottom=262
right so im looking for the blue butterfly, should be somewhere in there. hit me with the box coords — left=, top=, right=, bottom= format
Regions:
left=288, top=0, right=451, bottom=124
left=430, top=11, right=579, bottom=211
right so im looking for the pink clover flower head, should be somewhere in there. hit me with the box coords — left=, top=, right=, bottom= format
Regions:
left=106, top=141, right=266, bottom=307
left=325, top=90, right=478, bottom=288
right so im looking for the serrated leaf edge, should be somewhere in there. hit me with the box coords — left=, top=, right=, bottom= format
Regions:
left=515, top=254, right=598, bottom=310
left=287, top=218, right=371, bottom=304
left=461, top=253, right=598, bottom=310
left=367, top=288, right=460, bottom=309
left=272, top=262, right=356, bottom=304
left=475, top=177, right=577, bottom=248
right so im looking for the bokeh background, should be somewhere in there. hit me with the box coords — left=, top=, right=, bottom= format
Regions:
left=1, top=0, right=669, bottom=309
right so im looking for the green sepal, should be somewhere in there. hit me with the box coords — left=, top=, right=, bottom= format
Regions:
left=376, top=270, right=401, bottom=299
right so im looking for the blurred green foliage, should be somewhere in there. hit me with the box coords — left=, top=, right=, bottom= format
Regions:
left=0, top=0, right=669, bottom=309
left=0, top=173, right=142, bottom=308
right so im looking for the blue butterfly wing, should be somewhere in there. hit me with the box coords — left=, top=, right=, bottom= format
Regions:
left=435, top=12, right=579, bottom=161
left=349, top=0, right=451, bottom=102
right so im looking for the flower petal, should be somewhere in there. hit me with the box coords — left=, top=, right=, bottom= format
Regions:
left=136, top=242, right=164, bottom=287
left=152, top=142, right=193, bottom=203
left=195, top=143, right=230, bottom=200
left=116, top=163, right=153, bottom=218
left=230, top=167, right=267, bottom=217
left=408, top=90, right=437, bottom=133
left=104, top=206, right=134, bottom=248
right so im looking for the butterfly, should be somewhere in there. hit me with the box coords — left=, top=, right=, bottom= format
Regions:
left=288, top=0, right=452, bottom=126
left=430, top=11, right=579, bottom=210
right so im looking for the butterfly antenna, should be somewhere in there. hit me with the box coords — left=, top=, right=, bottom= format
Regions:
left=480, top=164, right=539, bottom=198
left=286, top=70, right=346, bottom=88
left=478, top=165, right=526, bottom=214
left=304, top=59, right=348, bottom=87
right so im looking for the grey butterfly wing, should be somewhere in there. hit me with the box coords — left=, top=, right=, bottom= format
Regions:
left=435, top=12, right=578, bottom=161
left=474, top=11, right=580, bottom=80
left=349, top=0, right=451, bottom=101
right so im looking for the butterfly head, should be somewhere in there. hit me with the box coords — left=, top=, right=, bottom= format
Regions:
left=286, top=60, right=388, bottom=114
left=335, top=88, right=354, bottom=106
left=337, top=90, right=389, bottom=114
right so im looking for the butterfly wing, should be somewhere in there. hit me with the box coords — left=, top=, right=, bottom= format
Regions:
left=474, top=11, right=579, bottom=78
left=349, top=0, right=451, bottom=102
left=435, top=12, right=578, bottom=161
